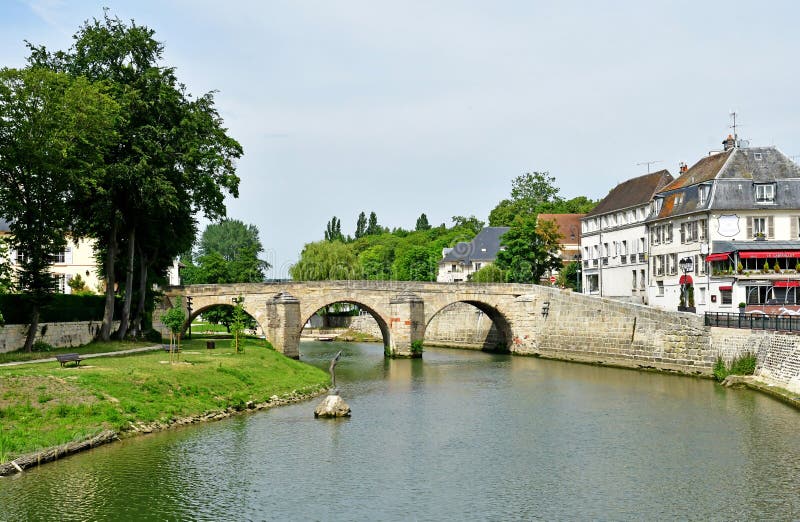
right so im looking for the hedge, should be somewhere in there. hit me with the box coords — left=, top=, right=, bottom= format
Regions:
left=0, top=294, right=122, bottom=324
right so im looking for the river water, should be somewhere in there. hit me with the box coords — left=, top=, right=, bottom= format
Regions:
left=1, top=341, right=799, bottom=521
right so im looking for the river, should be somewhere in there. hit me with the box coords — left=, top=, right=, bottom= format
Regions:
left=1, top=341, right=799, bottom=521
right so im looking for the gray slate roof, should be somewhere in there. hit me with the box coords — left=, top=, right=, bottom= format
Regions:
left=585, top=170, right=673, bottom=217
left=653, top=146, right=800, bottom=219
left=440, top=227, right=510, bottom=264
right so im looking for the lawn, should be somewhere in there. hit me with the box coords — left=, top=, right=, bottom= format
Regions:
left=0, top=339, right=157, bottom=364
left=0, top=337, right=329, bottom=463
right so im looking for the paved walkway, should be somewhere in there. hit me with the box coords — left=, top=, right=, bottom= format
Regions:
left=0, top=344, right=165, bottom=367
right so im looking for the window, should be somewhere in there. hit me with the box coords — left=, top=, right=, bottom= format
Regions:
left=657, top=281, right=664, bottom=296
left=603, top=243, right=609, bottom=257
left=665, top=224, right=673, bottom=243
left=720, top=288, right=733, bottom=305
left=15, top=251, right=25, bottom=264
left=698, top=185, right=710, bottom=205
left=753, top=217, right=766, bottom=237
left=632, top=270, right=637, bottom=290
left=755, top=183, right=776, bottom=203
left=699, top=219, right=707, bottom=240
left=474, top=263, right=482, bottom=270
left=639, top=269, right=646, bottom=290
left=698, top=287, right=706, bottom=305
left=695, top=255, right=706, bottom=276
left=747, top=216, right=774, bottom=239
left=668, top=253, right=678, bottom=275
left=587, top=275, right=599, bottom=293
left=639, top=237, right=645, bottom=253
left=754, top=152, right=763, bottom=161
left=621, top=240, right=628, bottom=256
left=53, top=251, right=65, bottom=264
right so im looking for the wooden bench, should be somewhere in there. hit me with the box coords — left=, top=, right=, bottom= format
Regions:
left=55, top=353, right=83, bottom=367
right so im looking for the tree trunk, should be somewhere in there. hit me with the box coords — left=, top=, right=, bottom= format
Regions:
left=99, top=216, right=119, bottom=341
left=131, top=246, right=148, bottom=338
left=23, top=306, right=39, bottom=353
left=115, top=227, right=136, bottom=340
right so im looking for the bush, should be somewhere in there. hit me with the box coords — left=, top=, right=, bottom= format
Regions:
left=713, top=352, right=757, bottom=382
left=31, top=340, right=54, bottom=353
left=142, top=329, right=162, bottom=343
left=411, top=340, right=424, bottom=354
left=0, top=294, right=122, bottom=324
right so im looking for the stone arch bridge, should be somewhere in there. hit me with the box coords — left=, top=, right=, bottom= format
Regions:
left=160, top=281, right=715, bottom=374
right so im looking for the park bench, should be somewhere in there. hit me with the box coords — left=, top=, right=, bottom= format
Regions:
left=55, top=353, right=83, bottom=367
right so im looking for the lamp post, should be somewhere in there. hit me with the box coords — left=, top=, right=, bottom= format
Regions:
left=185, top=296, right=193, bottom=340
left=678, top=256, right=694, bottom=310
left=573, top=254, right=582, bottom=293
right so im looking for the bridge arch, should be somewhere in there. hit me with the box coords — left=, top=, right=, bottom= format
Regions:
left=423, top=299, right=513, bottom=353
left=299, top=299, right=391, bottom=354
left=184, top=302, right=264, bottom=338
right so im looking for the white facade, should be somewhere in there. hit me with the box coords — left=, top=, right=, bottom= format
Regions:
left=581, top=206, right=650, bottom=302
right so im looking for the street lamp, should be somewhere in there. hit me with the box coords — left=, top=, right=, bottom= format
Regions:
left=679, top=257, right=694, bottom=310
left=573, top=254, right=582, bottom=293
left=185, top=296, right=193, bottom=339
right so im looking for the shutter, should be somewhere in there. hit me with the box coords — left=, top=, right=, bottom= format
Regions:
left=680, top=224, right=686, bottom=244
left=746, top=217, right=753, bottom=238
left=791, top=217, right=798, bottom=239
left=65, top=246, right=73, bottom=264
left=768, top=216, right=774, bottom=239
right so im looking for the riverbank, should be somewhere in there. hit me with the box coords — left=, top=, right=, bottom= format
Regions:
left=0, top=337, right=329, bottom=475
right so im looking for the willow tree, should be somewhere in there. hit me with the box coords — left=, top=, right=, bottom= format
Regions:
left=28, top=12, right=242, bottom=340
left=0, top=67, right=117, bottom=350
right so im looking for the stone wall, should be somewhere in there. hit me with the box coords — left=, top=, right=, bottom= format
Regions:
left=507, top=287, right=715, bottom=374
left=710, top=327, right=800, bottom=394
left=0, top=321, right=120, bottom=353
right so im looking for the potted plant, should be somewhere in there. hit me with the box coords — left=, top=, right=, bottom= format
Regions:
left=737, top=262, right=744, bottom=274
left=774, top=261, right=781, bottom=273
left=738, top=302, right=746, bottom=316
left=763, top=261, right=770, bottom=274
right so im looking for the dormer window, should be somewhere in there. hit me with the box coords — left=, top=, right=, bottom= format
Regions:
left=755, top=183, right=776, bottom=203
left=698, top=185, right=709, bottom=205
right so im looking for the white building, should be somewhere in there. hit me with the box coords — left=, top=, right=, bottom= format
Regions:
left=581, top=170, right=674, bottom=302
left=437, top=227, right=509, bottom=282
left=647, top=136, right=800, bottom=314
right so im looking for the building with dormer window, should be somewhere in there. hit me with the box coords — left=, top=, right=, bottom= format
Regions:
left=647, top=136, right=800, bottom=313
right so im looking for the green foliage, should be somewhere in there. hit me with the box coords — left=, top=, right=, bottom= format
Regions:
left=366, top=211, right=383, bottom=235
left=496, top=216, right=563, bottom=283
left=0, top=237, right=12, bottom=294
left=469, top=264, right=507, bottom=283
left=411, top=340, right=424, bottom=354
left=556, top=260, right=580, bottom=290
left=162, top=298, right=187, bottom=336
left=0, top=294, right=121, bottom=324
left=358, top=245, right=394, bottom=280
left=488, top=172, right=597, bottom=225
left=324, top=216, right=344, bottom=242
left=31, top=341, right=55, bottom=353
left=290, top=241, right=359, bottom=280
left=763, top=261, right=770, bottom=273
left=182, top=220, right=269, bottom=284
left=451, top=215, right=485, bottom=235
left=713, top=353, right=757, bottom=382
left=67, top=274, right=93, bottom=295
left=393, top=246, right=439, bottom=281
left=0, top=309, right=4, bottom=327
left=415, top=213, right=431, bottom=231
left=355, top=212, right=367, bottom=239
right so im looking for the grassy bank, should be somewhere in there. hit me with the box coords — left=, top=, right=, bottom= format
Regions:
left=0, top=337, right=329, bottom=463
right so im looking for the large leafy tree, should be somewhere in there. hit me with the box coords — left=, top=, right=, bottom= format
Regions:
left=495, top=216, right=563, bottom=284
left=183, top=220, right=269, bottom=285
left=392, top=245, right=439, bottom=281
left=415, top=213, right=431, bottom=231
left=451, top=215, right=485, bottom=235
left=488, top=172, right=597, bottom=226
left=0, top=67, right=118, bottom=350
left=28, top=12, right=242, bottom=340
left=290, top=241, right=359, bottom=281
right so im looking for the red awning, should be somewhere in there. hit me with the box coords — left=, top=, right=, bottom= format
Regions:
left=774, top=281, right=800, bottom=287
left=706, top=252, right=731, bottom=261
left=719, top=285, right=733, bottom=291
left=739, top=251, right=800, bottom=259
left=679, top=275, right=693, bottom=284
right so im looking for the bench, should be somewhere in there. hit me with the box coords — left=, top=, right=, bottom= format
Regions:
left=55, top=353, right=83, bottom=367
left=162, top=344, right=180, bottom=352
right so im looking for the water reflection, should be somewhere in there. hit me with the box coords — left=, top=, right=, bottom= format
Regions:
left=1, top=342, right=798, bottom=521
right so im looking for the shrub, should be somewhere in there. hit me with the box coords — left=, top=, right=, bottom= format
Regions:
left=31, top=340, right=54, bottom=352
left=411, top=340, right=424, bottom=354
left=763, top=261, right=770, bottom=273
left=713, top=352, right=757, bottom=382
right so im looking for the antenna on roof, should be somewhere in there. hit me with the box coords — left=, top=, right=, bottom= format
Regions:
left=636, top=160, right=662, bottom=173
left=729, top=111, right=739, bottom=142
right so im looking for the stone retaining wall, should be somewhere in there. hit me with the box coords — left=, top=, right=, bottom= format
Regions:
left=710, top=327, right=800, bottom=394
left=0, top=321, right=120, bottom=353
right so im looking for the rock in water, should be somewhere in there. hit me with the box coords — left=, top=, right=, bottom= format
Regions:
left=314, top=394, right=351, bottom=418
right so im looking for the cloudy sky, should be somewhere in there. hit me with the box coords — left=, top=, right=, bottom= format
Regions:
left=2, top=1, right=799, bottom=276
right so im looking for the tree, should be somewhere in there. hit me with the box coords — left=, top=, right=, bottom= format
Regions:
left=290, top=241, right=359, bottom=280
left=488, top=199, right=523, bottom=227
left=415, top=213, right=431, bottom=231
left=161, top=297, right=186, bottom=363
left=495, top=216, right=563, bottom=284
left=0, top=67, right=118, bottom=351
left=451, top=215, right=486, bottom=235
left=557, top=260, right=581, bottom=291
left=28, top=12, right=242, bottom=341
left=324, top=216, right=344, bottom=242
left=354, top=212, right=367, bottom=239
left=469, top=264, right=506, bottom=283
left=0, top=237, right=13, bottom=294
left=68, top=274, right=93, bottom=295
left=393, top=246, right=438, bottom=281
left=358, top=245, right=393, bottom=280
left=511, top=171, right=560, bottom=213
left=366, top=212, right=381, bottom=235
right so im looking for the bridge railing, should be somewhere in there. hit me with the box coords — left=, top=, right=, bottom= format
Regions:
left=704, top=311, right=800, bottom=332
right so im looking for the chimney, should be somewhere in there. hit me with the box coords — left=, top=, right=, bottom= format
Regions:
left=679, top=162, right=688, bottom=173
left=722, top=134, right=736, bottom=151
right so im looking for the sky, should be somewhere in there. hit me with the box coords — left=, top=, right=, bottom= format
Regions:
left=2, top=1, right=799, bottom=277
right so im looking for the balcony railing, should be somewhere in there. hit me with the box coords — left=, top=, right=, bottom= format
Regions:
left=592, top=259, right=598, bottom=267
left=704, top=311, right=800, bottom=331
left=602, top=257, right=609, bottom=266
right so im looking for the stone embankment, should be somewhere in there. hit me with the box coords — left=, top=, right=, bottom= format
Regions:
left=0, top=320, right=121, bottom=353
left=0, top=387, right=327, bottom=476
